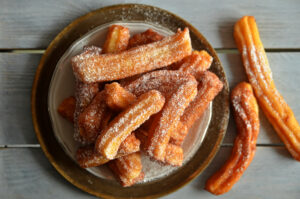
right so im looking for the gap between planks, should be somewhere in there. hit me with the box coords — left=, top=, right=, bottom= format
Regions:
left=0, top=48, right=300, bottom=54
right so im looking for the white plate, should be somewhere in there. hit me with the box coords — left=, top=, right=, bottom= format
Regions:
left=48, top=21, right=212, bottom=183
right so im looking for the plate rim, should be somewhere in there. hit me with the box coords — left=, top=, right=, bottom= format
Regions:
left=31, top=3, right=229, bottom=199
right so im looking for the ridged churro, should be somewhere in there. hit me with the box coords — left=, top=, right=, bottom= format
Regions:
left=234, top=16, right=300, bottom=160
left=71, top=28, right=192, bottom=83
left=76, top=133, right=140, bottom=168
left=206, top=82, right=259, bottom=195
left=95, top=90, right=165, bottom=159
left=102, top=25, right=130, bottom=53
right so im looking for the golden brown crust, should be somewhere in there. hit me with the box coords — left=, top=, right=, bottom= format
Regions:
left=205, top=82, right=259, bottom=195
left=234, top=16, right=300, bottom=160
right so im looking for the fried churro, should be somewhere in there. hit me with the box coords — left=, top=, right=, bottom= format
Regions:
left=95, top=90, right=165, bottom=159
left=128, top=28, right=164, bottom=48
left=206, top=82, right=259, bottom=195
left=234, top=16, right=300, bottom=160
left=71, top=28, right=192, bottom=83
left=57, top=96, right=76, bottom=122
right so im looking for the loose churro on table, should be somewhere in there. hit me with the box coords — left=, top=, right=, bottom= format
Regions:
left=71, top=28, right=192, bottom=83
left=76, top=133, right=140, bottom=168
left=234, top=16, right=300, bottom=161
left=95, top=90, right=165, bottom=159
left=206, top=82, right=259, bottom=195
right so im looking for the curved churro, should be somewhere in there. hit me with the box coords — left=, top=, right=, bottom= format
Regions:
left=102, top=25, right=130, bottom=53
left=108, top=152, right=144, bottom=187
left=76, top=133, right=140, bottom=168
left=95, top=90, right=165, bottom=159
left=206, top=82, right=259, bottom=195
left=181, top=71, right=223, bottom=130
left=234, top=16, right=300, bottom=160
left=71, top=28, right=192, bottom=83
left=124, top=70, right=198, bottom=161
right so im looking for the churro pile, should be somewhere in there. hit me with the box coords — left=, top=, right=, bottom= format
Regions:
left=57, top=25, right=223, bottom=187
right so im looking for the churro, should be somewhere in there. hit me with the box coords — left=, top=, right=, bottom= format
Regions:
left=105, top=82, right=137, bottom=111
left=108, top=152, right=144, bottom=187
left=206, top=82, right=259, bottom=195
left=76, top=133, right=140, bottom=168
left=234, top=16, right=300, bottom=160
left=71, top=28, right=192, bottom=83
left=57, top=96, right=76, bottom=122
left=77, top=91, right=108, bottom=143
left=173, top=50, right=213, bottom=78
left=102, top=25, right=130, bottom=53
left=181, top=71, right=223, bottom=130
left=95, top=90, right=165, bottom=159
left=128, top=29, right=164, bottom=48
left=169, top=121, right=188, bottom=146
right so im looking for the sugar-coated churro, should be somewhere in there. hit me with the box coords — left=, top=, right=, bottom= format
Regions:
left=234, top=16, right=300, bottom=160
left=102, top=25, right=130, bottom=53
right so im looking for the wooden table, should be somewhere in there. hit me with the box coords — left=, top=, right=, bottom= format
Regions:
left=1, top=0, right=299, bottom=198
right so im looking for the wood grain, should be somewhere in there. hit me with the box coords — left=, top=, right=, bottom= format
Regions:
left=0, top=0, right=299, bottom=48
left=0, top=53, right=299, bottom=145
left=0, top=147, right=299, bottom=199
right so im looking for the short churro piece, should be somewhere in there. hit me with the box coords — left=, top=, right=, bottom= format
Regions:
left=128, top=29, right=164, bottom=48
left=206, top=82, right=259, bottom=195
left=57, top=96, right=76, bottom=122
left=102, top=25, right=130, bottom=53
left=73, top=81, right=99, bottom=144
left=71, top=28, right=192, bottom=83
left=234, top=16, right=300, bottom=160
left=181, top=71, right=223, bottom=130
left=95, top=90, right=165, bottom=159
left=173, top=50, right=213, bottom=77
left=76, top=133, right=140, bottom=168
left=105, top=82, right=137, bottom=111
left=108, top=152, right=144, bottom=187
left=77, top=91, right=108, bottom=143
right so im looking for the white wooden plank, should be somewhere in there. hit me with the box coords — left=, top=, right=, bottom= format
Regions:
left=0, top=53, right=299, bottom=145
left=0, top=0, right=300, bottom=48
left=0, top=54, right=41, bottom=144
left=0, top=147, right=299, bottom=199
